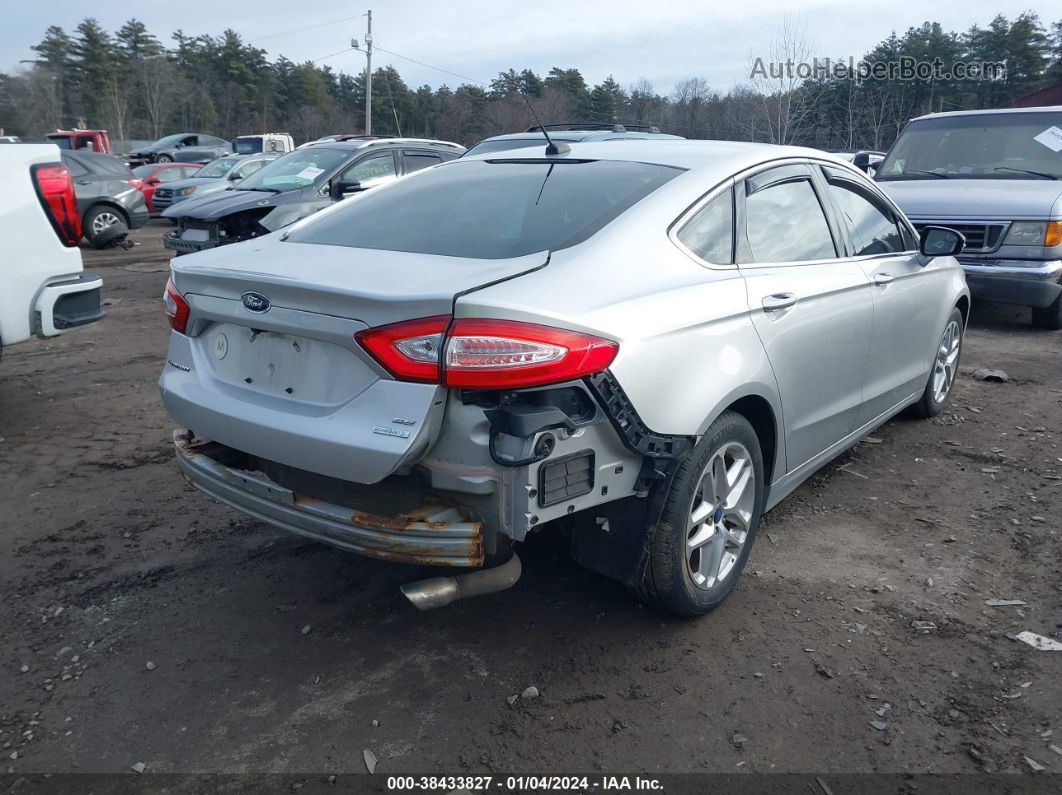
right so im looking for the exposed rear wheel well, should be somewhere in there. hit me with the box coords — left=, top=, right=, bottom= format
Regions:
left=725, top=395, right=778, bottom=486
left=956, top=296, right=970, bottom=327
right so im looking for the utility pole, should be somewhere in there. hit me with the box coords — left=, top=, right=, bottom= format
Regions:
left=353, top=11, right=373, bottom=136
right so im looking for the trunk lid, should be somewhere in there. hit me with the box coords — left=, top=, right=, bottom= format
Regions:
left=171, top=237, right=548, bottom=326
left=162, top=238, right=547, bottom=483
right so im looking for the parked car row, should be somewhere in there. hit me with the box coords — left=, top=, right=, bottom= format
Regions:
left=161, top=138, right=464, bottom=254
left=151, top=154, right=279, bottom=212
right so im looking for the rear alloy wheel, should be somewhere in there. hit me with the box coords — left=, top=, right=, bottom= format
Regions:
left=1031, top=292, right=1062, bottom=330
left=83, top=206, right=127, bottom=249
left=633, top=411, right=764, bottom=616
left=911, top=307, right=964, bottom=417
left=155, top=153, right=174, bottom=163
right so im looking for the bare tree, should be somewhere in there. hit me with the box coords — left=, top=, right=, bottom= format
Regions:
left=671, top=77, right=712, bottom=138
left=103, top=75, right=131, bottom=147
left=749, top=15, right=817, bottom=144
left=20, top=67, right=64, bottom=133
left=140, top=57, right=177, bottom=138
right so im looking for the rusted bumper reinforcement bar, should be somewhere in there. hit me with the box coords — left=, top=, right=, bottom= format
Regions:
left=173, top=429, right=484, bottom=567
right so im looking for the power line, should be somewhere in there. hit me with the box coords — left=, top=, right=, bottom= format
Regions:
left=372, top=45, right=488, bottom=87
left=249, top=15, right=364, bottom=44
left=311, top=47, right=356, bottom=64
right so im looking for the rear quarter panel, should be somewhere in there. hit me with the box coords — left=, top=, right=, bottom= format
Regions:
left=455, top=177, right=784, bottom=471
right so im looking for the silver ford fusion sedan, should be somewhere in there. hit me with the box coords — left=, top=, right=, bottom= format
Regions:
left=159, top=140, right=969, bottom=616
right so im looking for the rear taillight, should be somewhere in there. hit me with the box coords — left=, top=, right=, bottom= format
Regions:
left=31, top=163, right=81, bottom=247
left=163, top=277, right=190, bottom=334
left=443, top=319, right=618, bottom=388
left=356, top=317, right=618, bottom=389
left=355, top=316, right=449, bottom=383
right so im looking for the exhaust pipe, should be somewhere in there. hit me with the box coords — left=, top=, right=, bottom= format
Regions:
left=401, top=552, right=522, bottom=610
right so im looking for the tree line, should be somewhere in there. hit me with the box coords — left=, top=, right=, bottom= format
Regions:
left=1, top=13, right=1060, bottom=151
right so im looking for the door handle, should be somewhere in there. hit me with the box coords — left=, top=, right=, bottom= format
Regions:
left=762, top=292, right=798, bottom=312
left=76, top=180, right=92, bottom=185
left=874, top=273, right=895, bottom=285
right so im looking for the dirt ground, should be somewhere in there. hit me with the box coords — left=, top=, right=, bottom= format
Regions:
left=1, top=231, right=1059, bottom=782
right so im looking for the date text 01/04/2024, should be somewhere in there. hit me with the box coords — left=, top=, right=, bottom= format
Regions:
left=385, top=776, right=664, bottom=791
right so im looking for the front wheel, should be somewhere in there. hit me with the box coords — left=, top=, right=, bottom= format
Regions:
left=632, top=411, right=764, bottom=617
left=911, top=307, right=964, bottom=417
left=1031, top=292, right=1062, bottom=330
left=155, top=153, right=173, bottom=163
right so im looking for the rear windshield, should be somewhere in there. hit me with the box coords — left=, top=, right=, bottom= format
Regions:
left=46, top=136, right=73, bottom=150
left=131, top=164, right=155, bottom=177
left=287, top=159, right=682, bottom=259
left=878, top=112, right=1062, bottom=180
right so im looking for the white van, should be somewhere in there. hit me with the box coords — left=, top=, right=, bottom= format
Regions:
left=233, top=133, right=295, bottom=156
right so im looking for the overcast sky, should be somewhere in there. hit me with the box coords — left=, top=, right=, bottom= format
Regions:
left=4, top=0, right=1058, bottom=94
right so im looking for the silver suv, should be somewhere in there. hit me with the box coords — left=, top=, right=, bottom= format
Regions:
left=877, top=107, right=1062, bottom=329
left=159, top=140, right=969, bottom=616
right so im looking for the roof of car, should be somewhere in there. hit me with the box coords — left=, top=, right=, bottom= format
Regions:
left=477, top=130, right=684, bottom=144
left=461, top=139, right=854, bottom=176
left=306, top=137, right=465, bottom=151
left=64, top=150, right=133, bottom=172
left=910, top=105, right=1062, bottom=121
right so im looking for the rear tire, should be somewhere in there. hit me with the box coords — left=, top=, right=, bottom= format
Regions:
left=83, top=205, right=128, bottom=249
left=911, top=307, right=964, bottom=417
left=632, top=411, right=764, bottom=617
left=1031, top=293, right=1062, bottom=330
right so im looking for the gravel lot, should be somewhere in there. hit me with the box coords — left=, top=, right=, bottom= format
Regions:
left=1, top=229, right=1059, bottom=780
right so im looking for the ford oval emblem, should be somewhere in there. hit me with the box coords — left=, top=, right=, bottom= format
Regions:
left=241, top=291, right=270, bottom=313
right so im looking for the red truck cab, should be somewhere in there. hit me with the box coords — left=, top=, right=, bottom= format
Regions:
left=46, top=130, right=112, bottom=154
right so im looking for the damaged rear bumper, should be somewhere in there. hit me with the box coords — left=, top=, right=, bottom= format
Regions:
left=173, top=429, right=484, bottom=567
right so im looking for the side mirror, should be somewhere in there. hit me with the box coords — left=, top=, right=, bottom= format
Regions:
left=919, top=226, right=965, bottom=258
left=333, top=179, right=363, bottom=197
left=852, top=152, right=870, bottom=170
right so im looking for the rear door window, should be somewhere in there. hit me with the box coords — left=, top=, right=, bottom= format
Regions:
left=739, top=166, right=837, bottom=263
left=403, top=150, right=443, bottom=174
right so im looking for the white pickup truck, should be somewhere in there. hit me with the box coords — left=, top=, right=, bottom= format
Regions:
left=0, top=144, right=104, bottom=360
